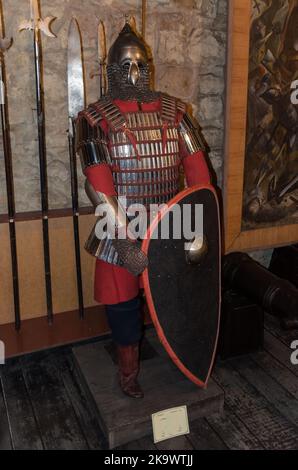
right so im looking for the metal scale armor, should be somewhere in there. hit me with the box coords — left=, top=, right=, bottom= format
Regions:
left=76, top=22, right=206, bottom=269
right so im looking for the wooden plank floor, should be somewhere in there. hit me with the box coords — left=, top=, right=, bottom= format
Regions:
left=0, top=317, right=298, bottom=450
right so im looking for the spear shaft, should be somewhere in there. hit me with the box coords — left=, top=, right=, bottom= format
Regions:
left=33, top=25, right=53, bottom=323
left=68, top=122, right=84, bottom=319
left=19, top=0, right=57, bottom=324
left=142, top=0, right=147, bottom=39
left=0, top=21, right=21, bottom=330
left=67, top=18, right=85, bottom=319
left=98, top=20, right=106, bottom=98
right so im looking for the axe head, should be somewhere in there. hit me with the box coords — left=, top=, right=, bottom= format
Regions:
left=39, top=17, right=56, bottom=38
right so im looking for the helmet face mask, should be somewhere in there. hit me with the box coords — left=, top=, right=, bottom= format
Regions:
left=106, top=22, right=159, bottom=102
left=120, top=54, right=147, bottom=86
left=120, top=49, right=147, bottom=86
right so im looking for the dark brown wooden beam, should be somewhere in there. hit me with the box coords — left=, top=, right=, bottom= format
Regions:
left=0, top=206, right=94, bottom=225
left=0, top=305, right=152, bottom=358
left=0, top=306, right=107, bottom=358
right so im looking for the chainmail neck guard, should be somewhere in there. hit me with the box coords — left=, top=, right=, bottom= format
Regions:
left=106, top=63, right=161, bottom=102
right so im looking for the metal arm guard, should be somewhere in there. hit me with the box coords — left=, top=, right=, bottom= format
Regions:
left=85, top=179, right=128, bottom=236
left=179, top=113, right=207, bottom=155
left=76, top=115, right=111, bottom=170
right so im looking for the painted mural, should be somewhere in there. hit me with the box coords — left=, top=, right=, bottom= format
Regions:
left=242, top=0, right=298, bottom=229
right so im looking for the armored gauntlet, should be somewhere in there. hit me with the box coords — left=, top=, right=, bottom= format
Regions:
left=85, top=180, right=148, bottom=276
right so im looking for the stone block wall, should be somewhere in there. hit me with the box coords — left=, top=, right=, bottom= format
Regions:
left=0, top=0, right=228, bottom=213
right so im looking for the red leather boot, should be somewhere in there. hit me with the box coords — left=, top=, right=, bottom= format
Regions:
left=117, top=343, right=144, bottom=399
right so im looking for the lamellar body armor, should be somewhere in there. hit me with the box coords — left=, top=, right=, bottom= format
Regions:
left=76, top=93, right=206, bottom=266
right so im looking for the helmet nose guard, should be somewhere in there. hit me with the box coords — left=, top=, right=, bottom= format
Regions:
left=128, top=62, right=140, bottom=86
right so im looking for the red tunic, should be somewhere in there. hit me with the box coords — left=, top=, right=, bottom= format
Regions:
left=84, top=98, right=211, bottom=305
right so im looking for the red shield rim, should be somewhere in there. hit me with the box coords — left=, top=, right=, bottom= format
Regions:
left=141, top=184, right=221, bottom=388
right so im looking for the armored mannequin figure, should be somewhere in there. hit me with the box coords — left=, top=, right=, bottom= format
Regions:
left=76, top=22, right=211, bottom=398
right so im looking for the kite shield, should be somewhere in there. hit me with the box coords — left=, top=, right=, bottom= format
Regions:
left=142, top=185, right=221, bottom=388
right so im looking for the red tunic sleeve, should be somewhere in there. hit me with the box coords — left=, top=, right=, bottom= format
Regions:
left=182, top=150, right=211, bottom=186
left=84, top=164, right=116, bottom=196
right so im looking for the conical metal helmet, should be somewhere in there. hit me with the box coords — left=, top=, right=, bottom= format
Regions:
left=106, top=20, right=159, bottom=102
left=108, top=22, right=149, bottom=69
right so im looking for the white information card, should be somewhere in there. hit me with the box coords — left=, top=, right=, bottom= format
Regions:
left=151, top=405, right=190, bottom=444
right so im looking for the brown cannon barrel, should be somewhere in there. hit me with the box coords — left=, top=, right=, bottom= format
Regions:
left=223, top=252, right=298, bottom=330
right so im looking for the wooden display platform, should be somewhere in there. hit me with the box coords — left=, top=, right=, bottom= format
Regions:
left=73, top=328, right=224, bottom=449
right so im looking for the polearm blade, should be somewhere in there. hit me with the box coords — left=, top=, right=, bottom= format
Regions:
left=19, top=0, right=57, bottom=325
left=0, top=1, right=21, bottom=330
left=67, top=18, right=85, bottom=319
left=90, top=20, right=107, bottom=99
left=19, top=0, right=56, bottom=37
left=68, top=18, right=85, bottom=122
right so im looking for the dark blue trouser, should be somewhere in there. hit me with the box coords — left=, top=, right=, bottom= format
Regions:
left=105, top=296, right=142, bottom=346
